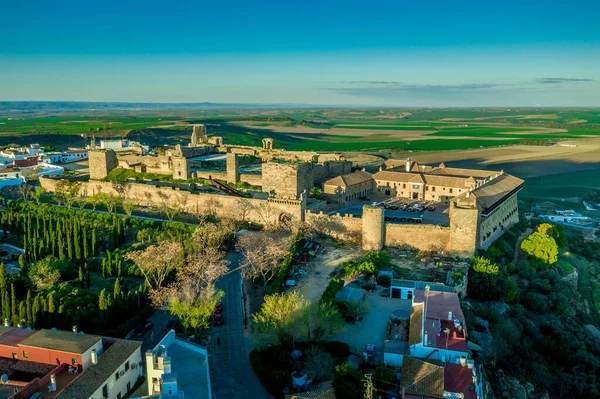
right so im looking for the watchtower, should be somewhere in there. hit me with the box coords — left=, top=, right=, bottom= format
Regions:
left=262, top=138, right=274, bottom=150
left=226, top=153, right=240, bottom=184
left=88, top=149, right=118, bottom=180
left=362, top=205, right=385, bottom=251
left=191, top=124, right=207, bottom=146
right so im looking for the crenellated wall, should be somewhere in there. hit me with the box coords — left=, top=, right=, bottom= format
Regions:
left=385, top=224, right=451, bottom=252
left=40, top=177, right=303, bottom=224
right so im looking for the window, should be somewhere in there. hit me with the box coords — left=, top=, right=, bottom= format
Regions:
left=115, top=371, right=120, bottom=380
left=125, top=361, right=130, bottom=371
left=12, top=353, right=17, bottom=359
left=403, top=184, right=406, bottom=189
left=72, top=358, right=77, bottom=365
left=425, top=186, right=429, bottom=191
left=22, top=351, right=28, bottom=358
left=102, top=385, right=108, bottom=398
left=449, top=188, right=453, bottom=194
left=432, top=187, right=436, bottom=192
left=117, top=393, right=122, bottom=399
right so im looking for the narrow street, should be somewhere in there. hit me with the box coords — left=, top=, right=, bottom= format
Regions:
left=210, top=253, right=271, bottom=399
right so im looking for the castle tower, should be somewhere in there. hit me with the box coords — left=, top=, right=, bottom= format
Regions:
left=262, top=138, right=274, bottom=150
left=448, top=195, right=480, bottom=256
left=191, top=124, right=207, bottom=146
left=362, top=205, right=385, bottom=251
left=88, top=149, right=118, bottom=180
left=226, top=153, right=240, bottom=184
left=172, top=156, right=191, bottom=180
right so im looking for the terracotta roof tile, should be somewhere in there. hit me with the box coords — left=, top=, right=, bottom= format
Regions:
left=401, top=357, right=444, bottom=399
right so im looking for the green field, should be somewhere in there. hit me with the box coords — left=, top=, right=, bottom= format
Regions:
left=2, top=108, right=600, bottom=152
left=520, top=169, right=600, bottom=199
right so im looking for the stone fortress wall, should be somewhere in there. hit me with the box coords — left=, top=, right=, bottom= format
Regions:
left=40, top=177, right=304, bottom=225
left=77, top=128, right=523, bottom=257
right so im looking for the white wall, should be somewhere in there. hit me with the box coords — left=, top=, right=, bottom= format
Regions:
left=81, top=339, right=104, bottom=371
left=89, top=347, right=142, bottom=399
left=383, top=352, right=404, bottom=367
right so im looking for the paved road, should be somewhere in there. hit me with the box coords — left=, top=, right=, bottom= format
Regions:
left=210, top=253, right=271, bottom=399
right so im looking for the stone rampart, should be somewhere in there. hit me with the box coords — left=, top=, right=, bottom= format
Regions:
left=385, top=223, right=451, bottom=252
left=40, top=177, right=302, bottom=224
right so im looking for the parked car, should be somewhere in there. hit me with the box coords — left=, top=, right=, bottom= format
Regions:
left=428, top=205, right=435, bottom=211
left=136, top=321, right=154, bottom=337
left=213, top=313, right=224, bottom=326
left=390, top=205, right=399, bottom=210
left=215, top=301, right=223, bottom=314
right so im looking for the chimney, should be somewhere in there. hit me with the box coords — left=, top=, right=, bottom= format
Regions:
left=448, top=311, right=453, bottom=321
left=406, top=158, right=412, bottom=172
left=163, top=357, right=172, bottom=374
left=424, top=331, right=429, bottom=346
left=50, top=374, right=56, bottom=392
left=91, top=349, right=98, bottom=365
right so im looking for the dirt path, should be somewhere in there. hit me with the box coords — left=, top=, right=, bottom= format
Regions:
left=294, top=246, right=362, bottom=302
left=513, top=228, right=533, bottom=265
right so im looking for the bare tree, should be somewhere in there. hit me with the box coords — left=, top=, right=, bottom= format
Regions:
left=237, top=230, right=293, bottom=288
left=97, top=193, right=121, bottom=214
left=256, top=201, right=277, bottom=226
left=153, top=246, right=228, bottom=337
left=125, top=241, right=184, bottom=291
left=176, top=191, right=190, bottom=213
left=204, top=197, right=221, bottom=218
left=236, top=198, right=254, bottom=222
left=55, top=180, right=82, bottom=208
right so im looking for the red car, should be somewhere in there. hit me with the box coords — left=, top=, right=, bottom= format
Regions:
left=215, top=302, right=223, bottom=314
left=213, top=313, right=224, bottom=326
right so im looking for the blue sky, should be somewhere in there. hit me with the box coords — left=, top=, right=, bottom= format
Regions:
left=1, top=0, right=599, bottom=106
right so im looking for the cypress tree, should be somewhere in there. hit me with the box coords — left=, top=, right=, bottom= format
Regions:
left=113, top=279, right=121, bottom=301
left=85, top=263, right=91, bottom=289
left=18, top=302, right=25, bottom=327
left=47, top=293, right=55, bottom=314
left=78, top=266, right=84, bottom=288
left=26, top=290, right=32, bottom=327
left=74, top=220, right=81, bottom=260
left=0, top=263, right=8, bottom=292
left=91, top=228, right=97, bottom=256
left=67, top=220, right=74, bottom=260
left=2, top=291, right=9, bottom=323
left=10, top=284, right=17, bottom=327
left=83, top=226, right=89, bottom=259
left=32, top=295, right=40, bottom=328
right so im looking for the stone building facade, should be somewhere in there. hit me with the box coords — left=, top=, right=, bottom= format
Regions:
left=88, top=149, right=118, bottom=180
left=172, top=157, right=191, bottom=180
left=323, top=170, right=374, bottom=203
left=262, top=162, right=314, bottom=200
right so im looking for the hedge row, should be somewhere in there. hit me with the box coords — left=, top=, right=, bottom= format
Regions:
left=320, top=278, right=344, bottom=304
left=267, top=233, right=305, bottom=294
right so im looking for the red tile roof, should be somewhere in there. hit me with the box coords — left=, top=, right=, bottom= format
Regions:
left=444, top=363, right=477, bottom=399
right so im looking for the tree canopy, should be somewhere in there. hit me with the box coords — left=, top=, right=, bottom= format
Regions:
left=521, top=231, right=559, bottom=266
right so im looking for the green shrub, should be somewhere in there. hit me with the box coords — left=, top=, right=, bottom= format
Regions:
left=267, top=233, right=305, bottom=294
left=321, top=278, right=345, bottom=304
left=333, top=363, right=363, bottom=399
left=373, top=365, right=397, bottom=392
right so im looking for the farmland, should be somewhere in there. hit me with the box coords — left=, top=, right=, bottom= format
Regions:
left=1, top=106, right=600, bottom=152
